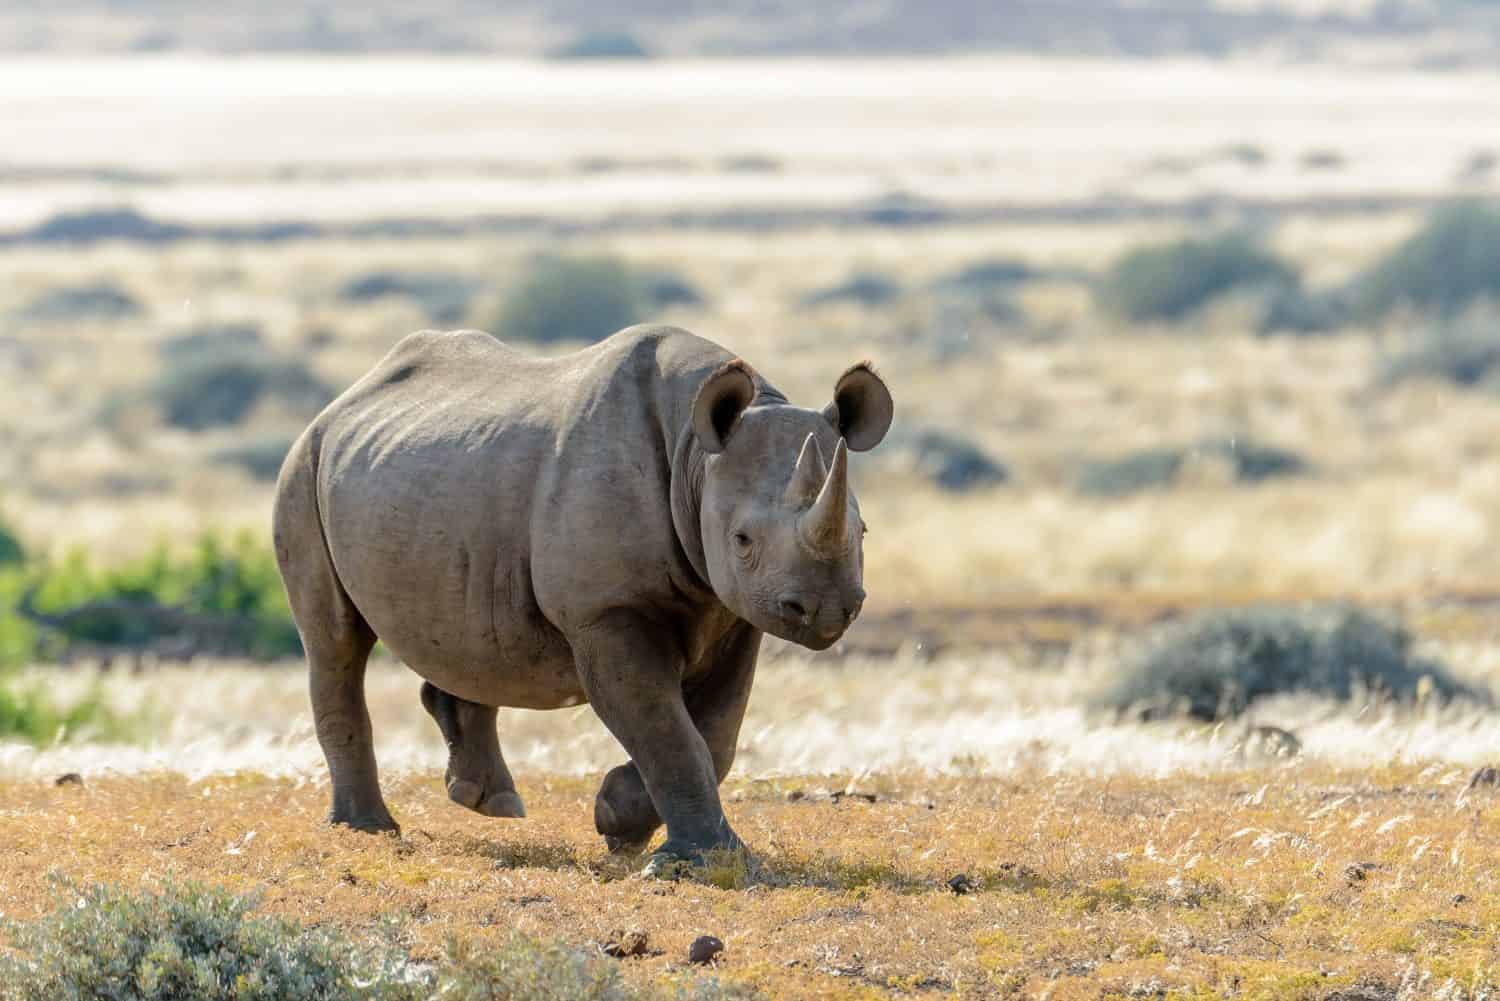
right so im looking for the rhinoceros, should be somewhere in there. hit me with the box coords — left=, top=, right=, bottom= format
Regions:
left=272, top=324, right=892, bottom=867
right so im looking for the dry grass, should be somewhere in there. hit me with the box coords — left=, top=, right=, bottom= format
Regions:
left=5, top=765, right=1500, bottom=999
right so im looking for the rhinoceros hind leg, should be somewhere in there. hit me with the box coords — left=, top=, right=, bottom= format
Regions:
left=594, top=763, right=659, bottom=854
left=420, top=682, right=525, bottom=818
left=276, top=449, right=398, bottom=835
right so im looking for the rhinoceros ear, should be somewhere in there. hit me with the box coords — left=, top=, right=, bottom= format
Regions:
left=822, top=362, right=893, bottom=452
left=692, top=359, right=757, bottom=454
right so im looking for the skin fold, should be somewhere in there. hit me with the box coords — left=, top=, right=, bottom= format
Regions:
left=272, top=324, right=892, bottom=866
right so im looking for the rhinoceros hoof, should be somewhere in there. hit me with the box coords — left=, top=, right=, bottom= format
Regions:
left=447, top=779, right=526, bottom=818
left=641, top=853, right=696, bottom=881
left=329, top=809, right=400, bottom=835
left=605, top=833, right=653, bottom=856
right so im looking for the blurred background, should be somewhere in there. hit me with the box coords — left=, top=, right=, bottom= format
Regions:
left=3, top=0, right=1500, bottom=776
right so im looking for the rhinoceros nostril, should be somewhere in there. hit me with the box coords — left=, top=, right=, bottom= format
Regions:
left=779, top=597, right=810, bottom=623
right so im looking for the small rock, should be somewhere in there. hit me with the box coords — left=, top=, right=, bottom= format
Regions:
left=1343, top=861, right=1380, bottom=883
left=1467, top=766, right=1500, bottom=791
left=602, top=928, right=650, bottom=958
left=688, top=935, right=724, bottom=964
left=784, top=789, right=805, bottom=802
left=947, top=873, right=976, bottom=895
left=54, top=773, right=83, bottom=787
left=1453, top=893, right=1470, bottom=906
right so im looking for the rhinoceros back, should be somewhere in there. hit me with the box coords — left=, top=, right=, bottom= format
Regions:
left=290, top=326, right=732, bottom=708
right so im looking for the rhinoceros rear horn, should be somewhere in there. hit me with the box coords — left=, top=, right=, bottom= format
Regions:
left=821, top=362, right=894, bottom=452
left=784, top=433, right=828, bottom=505
left=692, top=360, right=757, bottom=454
left=801, top=437, right=849, bottom=554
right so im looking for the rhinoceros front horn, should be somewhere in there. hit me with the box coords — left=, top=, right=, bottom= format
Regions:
left=800, top=437, right=849, bottom=554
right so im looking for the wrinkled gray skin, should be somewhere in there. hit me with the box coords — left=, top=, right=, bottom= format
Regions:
left=273, top=325, right=893, bottom=866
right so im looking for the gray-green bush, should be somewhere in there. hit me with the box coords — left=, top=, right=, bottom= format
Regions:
left=798, top=272, right=903, bottom=309
left=1097, top=605, right=1484, bottom=721
left=0, top=880, right=760, bottom=1001
left=1380, top=322, right=1500, bottom=388
left=213, top=434, right=297, bottom=481
left=152, top=342, right=331, bottom=430
left=1097, top=232, right=1298, bottom=323
left=547, top=30, right=651, bottom=60
left=340, top=270, right=479, bottom=325
left=496, top=255, right=643, bottom=344
left=17, top=281, right=142, bottom=324
left=1077, top=447, right=1185, bottom=497
left=0, top=879, right=424, bottom=1001
left=1357, top=202, right=1500, bottom=319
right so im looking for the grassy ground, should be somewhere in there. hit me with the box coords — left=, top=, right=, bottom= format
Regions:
left=4, top=766, right=1500, bottom=999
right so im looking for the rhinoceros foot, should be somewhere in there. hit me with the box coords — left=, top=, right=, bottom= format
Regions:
left=329, top=805, right=400, bottom=835
left=446, top=778, right=526, bottom=818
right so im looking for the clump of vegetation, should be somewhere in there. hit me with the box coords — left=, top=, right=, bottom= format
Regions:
left=17, top=281, right=142, bottom=324
left=1200, top=436, right=1309, bottom=483
left=1378, top=321, right=1500, bottom=389
left=340, top=270, right=479, bottom=325
left=1098, top=605, right=1484, bottom=720
left=1077, top=438, right=1307, bottom=496
left=0, top=681, right=139, bottom=746
left=160, top=323, right=263, bottom=361
left=1356, top=202, right=1500, bottom=319
left=0, top=879, right=759, bottom=1001
left=1097, top=232, right=1298, bottom=323
left=24, top=206, right=190, bottom=245
left=496, top=255, right=643, bottom=344
left=0, top=518, right=22, bottom=567
left=547, top=30, right=651, bottom=60
left=15, top=532, right=301, bottom=664
left=1253, top=284, right=1352, bottom=336
left=151, top=341, right=331, bottom=430
left=890, top=428, right=1009, bottom=491
left=0, top=879, right=423, bottom=1001
left=931, top=258, right=1034, bottom=296
left=212, top=434, right=297, bottom=481
left=638, top=270, right=704, bottom=309
left=798, top=272, right=902, bottom=309
left=1077, top=447, right=1184, bottom=497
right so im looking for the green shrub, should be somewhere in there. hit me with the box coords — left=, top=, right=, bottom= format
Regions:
left=152, top=342, right=331, bottom=430
left=1077, top=447, right=1184, bottom=497
left=1097, top=232, right=1298, bottom=323
left=0, top=879, right=425, bottom=1001
left=1357, top=202, right=1500, bottom=319
left=1379, top=322, right=1500, bottom=388
left=22, top=533, right=301, bottom=662
left=1097, top=605, right=1484, bottom=721
left=0, top=680, right=140, bottom=745
left=0, top=518, right=22, bottom=566
left=496, top=255, right=643, bottom=344
left=1, top=880, right=761, bottom=1001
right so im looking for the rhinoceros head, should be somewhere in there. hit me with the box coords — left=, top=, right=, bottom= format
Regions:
left=691, top=359, right=893, bottom=650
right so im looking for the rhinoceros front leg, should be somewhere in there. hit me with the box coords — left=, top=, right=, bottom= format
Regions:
left=594, top=623, right=760, bottom=854
left=419, top=682, right=525, bottom=818
left=574, top=611, right=741, bottom=866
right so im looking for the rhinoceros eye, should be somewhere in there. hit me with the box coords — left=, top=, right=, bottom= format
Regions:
left=733, top=531, right=753, bottom=550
